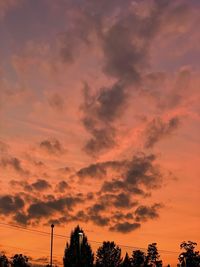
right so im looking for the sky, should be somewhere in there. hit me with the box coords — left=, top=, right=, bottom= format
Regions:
left=0, top=0, right=200, bottom=266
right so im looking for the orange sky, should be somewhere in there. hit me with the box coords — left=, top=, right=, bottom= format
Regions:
left=0, top=0, right=200, bottom=266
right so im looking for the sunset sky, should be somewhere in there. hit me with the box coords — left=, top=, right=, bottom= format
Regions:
left=0, top=0, right=200, bottom=266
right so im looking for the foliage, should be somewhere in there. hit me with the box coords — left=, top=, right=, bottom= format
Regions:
left=11, top=254, right=29, bottom=267
left=179, top=241, right=200, bottom=267
left=63, top=225, right=94, bottom=267
left=132, top=250, right=146, bottom=267
left=0, top=254, right=9, bottom=267
left=96, top=241, right=122, bottom=267
left=121, top=253, right=131, bottom=267
left=146, top=243, right=162, bottom=267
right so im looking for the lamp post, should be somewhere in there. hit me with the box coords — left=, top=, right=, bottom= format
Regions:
left=50, top=224, right=54, bottom=267
left=78, top=232, right=83, bottom=263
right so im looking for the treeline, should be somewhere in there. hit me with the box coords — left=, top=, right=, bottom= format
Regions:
left=0, top=225, right=200, bottom=267
left=63, top=226, right=200, bottom=267
left=0, top=254, right=29, bottom=267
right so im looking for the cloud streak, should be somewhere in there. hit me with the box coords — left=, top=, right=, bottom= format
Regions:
left=144, top=117, right=180, bottom=148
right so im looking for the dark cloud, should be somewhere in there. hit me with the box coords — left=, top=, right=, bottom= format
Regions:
left=48, top=93, right=65, bottom=111
left=101, top=179, right=145, bottom=195
left=90, top=215, right=110, bottom=226
left=0, top=157, right=29, bottom=176
left=77, top=162, right=107, bottom=179
left=0, top=195, right=24, bottom=215
left=100, top=153, right=162, bottom=197
left=10, top=179, right=51, bottom=193
left=48, top=216, right=68, bottom=226
left=125, top=153, right=161, bottom=189
left=110, top=222, right=141, bottom=233
left=78, top=0, right=174, bottom=156
left=31, top=179, right=51, bottom=191
left=13, top=212, right=29, bottom=225
left=27, top=195, right=82, bottom=220
left=135, top=203, right=163, bottom=222
left=81, top=83, right=124, bottom=155
left=87, top=202, right=110, bottom=226
left=48, top=210, right=89, bottom=226
left=55, top=181, right=69, bottom=193
left=40, top=139, right=66, bottom=155
left=111, top=212, right=133, bottom=222
left=144, top=117, right=180, bottom=148
left=88, top=203, right=106, bottom=214
left=6, top=151, right=164, bottom=231
left=86, top=192, right=137, bottom=228
left=113, top=193, right=137, bottom=209
left=77, top=159, right=127, bottom=179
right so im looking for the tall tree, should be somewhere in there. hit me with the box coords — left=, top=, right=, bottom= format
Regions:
left=11, top=254, right=29, bottom=267
left=121, top=253, right=131, bottom=267
left=96, top=241, right=122, bottom=267
left=63, top=225, right=94, bottom=267
left=0, top=254, right=9, bottom=267
left=146, top=243, right=162, bottom=267
left=178, top=241, right=200, bottom=267
left=132, top=250, right=145, bottom=267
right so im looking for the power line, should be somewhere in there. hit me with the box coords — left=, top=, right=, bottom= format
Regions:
left=0, top=243, right=62, bottom=257
left=0, top=244, right=63, bottom=266
left=0, top=222, right=179, bottom=254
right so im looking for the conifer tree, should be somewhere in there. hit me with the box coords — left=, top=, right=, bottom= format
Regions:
left=63, top=225, right=94, bottom=267
left=146, top=243, right=162, bottom=267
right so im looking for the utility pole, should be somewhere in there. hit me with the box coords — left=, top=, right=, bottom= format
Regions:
left=50, top=224, right=54, bottom=267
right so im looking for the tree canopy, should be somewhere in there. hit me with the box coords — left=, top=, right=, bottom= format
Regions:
left=179, top=241, right=200, bottom=267
left=12, top=254, right=29, bottom=267
left=121, top=252, right=131, bottom=267
left=132, top=250, right=145, bottom=267
left=63, top=225, right=94, bottom=267
left=96, top=241, right=122, bottom=267
left=0, top=254, right=9, bottom=267
left=146, top=243, right=162, bottom=267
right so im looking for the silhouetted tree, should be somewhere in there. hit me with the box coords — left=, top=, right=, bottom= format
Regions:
left=96, top=241, right=122, bottom=267
left=132, top=250, right=145, bottom=267
left=11, top=254, right=29, bottom=267
left=178, top=241, right=200, bottom=267
left=146, top=243, right=162, bottom=267
left=0, top=254, right=9, bottom=267
left=121, top=253, right=131, bottom=267
left=63, top=225, right=94, bottom=267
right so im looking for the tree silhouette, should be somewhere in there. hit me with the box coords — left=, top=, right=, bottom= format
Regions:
left=121, top=253, right=131, bottom=267
left=132, top=250, right=146, bottom=267
left=11, top=254, right=29, bottom=267
left=96, top=241, right=122, bottom=267
left=146, top=243, right=162, bottom=267
left=178, top=241, right=200, bottom=267
left=63, top=225, right=94, bottom=267
left=0, top=254, right=9, bottom=267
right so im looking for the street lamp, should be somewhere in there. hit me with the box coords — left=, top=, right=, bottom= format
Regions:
left=50, top=224, right=54, bottom=267
left=78, top=232, right=83, bottom=259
